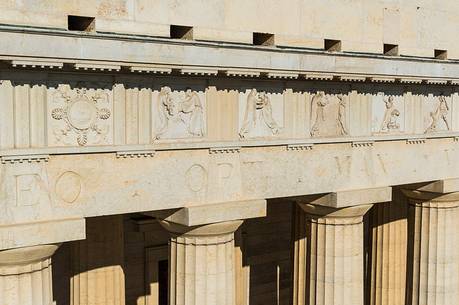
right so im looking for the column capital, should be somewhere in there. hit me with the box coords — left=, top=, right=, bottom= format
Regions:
left=0, top=244, right=59, bottom=275
left=0, top=244, right=59, bottom=305
left=159, top=219, right=243, bottom=237
left=299, top=203, right=372, bottom=220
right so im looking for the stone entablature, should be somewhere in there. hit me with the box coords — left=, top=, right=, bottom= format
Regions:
left=1, top=74, right=459, bottom=150
left=2, top=30, right=459, bottom=81
left=1, top=137, right=459, bottom=251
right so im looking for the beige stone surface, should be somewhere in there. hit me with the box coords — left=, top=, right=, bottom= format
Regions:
left=159, top=220, right=243, bottom=305
left=295, top=187, right=392, bottom=208
left=146, top=199, right=266, bottom=226
left=0, top=218, right=85, bottom=251
left=368, top=190, right=408, bottom=305
left=0, top=244, right=59, bottom=305
left=2, top=136, right=459, bottom=250
left=0, top=1, right=458, bottom=58
left=404, top=189, right=459, bottom=305
left=408, top=178, right=459, bottom=194
left=297, top=203, right=373, bottom=305
left=70, top=216, right=125, bottom=305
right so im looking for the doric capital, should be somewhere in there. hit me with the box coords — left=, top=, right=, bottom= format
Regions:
left=0, top=244, right=60, bottom=275
left=159, top=219, right=244, bottom=238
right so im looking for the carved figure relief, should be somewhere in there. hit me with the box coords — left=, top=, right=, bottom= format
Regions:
left=381, top=97, right=400, bottom=132
left=310, top=92, right=348, bottom=137
left=372, top=95, right=404, bottom=134
left=239, top=89, right=281, bottom=138
left=50, top=88, right=112, bottom=146
left=154, top=87, right=205, bottom=139
left=425, top=95, right=451, bottom=133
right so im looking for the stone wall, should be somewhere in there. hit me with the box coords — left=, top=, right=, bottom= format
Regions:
left=0, top=1, right=458, bottom=58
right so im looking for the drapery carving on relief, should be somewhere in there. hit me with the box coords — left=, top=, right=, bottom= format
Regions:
left=49, top=87, right=112, bottom=146
left=154, top=87, right=205, bottom=140
left=424, top=95, right=451, bottom=133
left=310, top=92, right=347, bottom=137
left=239, top=89, right=281, bottom=138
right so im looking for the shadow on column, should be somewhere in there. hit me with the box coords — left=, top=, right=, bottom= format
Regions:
left=364, top=188, right=408, bottom=305
left=52, top=215, right=126, bottom=305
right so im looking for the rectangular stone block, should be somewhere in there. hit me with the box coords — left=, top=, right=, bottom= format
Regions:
left=301, top=187, right=392, bottom=208
left=410, top=179, right=459, bottom=194
left=0, top=218, right=86, bottom=250
left=148, top=199, right=267, bottom=226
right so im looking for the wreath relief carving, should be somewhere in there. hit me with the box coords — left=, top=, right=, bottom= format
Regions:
left=50, top=88, right=112, bottom=146
left=154, top=87, right=205, bottom=139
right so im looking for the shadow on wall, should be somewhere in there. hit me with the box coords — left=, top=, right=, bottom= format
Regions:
left=240, top=199, right=294, bottom=305
left=52, top=214, right=170, bottom=305
left=52, top=215, right=127, bottom=305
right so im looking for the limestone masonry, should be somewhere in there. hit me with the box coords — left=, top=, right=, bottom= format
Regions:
left=1, top=1, right=459, bottom=305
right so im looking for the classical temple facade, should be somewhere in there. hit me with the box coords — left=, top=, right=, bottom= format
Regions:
left=2, top=1, right=459, bottom=305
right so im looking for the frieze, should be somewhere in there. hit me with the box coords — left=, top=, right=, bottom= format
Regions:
left=372, top=94, right=404, bottom=134
left=424, top=95, right=451, bottom=133
left=49, top=87, right=113, bottom=146
left=310, top=92, right=348, bottom=137
left=239, top=89, right=283, bottom=138
left=153, top=87, right=206, bottom=140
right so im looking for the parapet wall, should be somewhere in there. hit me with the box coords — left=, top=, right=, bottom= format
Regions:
left=1, top=0, right=458, bottom=58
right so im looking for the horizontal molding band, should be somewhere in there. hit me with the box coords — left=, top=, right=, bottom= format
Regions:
left=0, top=133, right=456, bottom=158
left=1, top=29, right=459, bottom=82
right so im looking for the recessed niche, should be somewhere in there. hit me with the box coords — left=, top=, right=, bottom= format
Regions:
left=67, top=15, right=95, bottom=32
left=383, top=43, right=399, bottom=56
left=170, top=25, right=193, bottom=40
left=253, top=32, right=275, bottom=46
left=435, top=49, right=447, bottom=60
left=324, top=39, right=342, bottom=52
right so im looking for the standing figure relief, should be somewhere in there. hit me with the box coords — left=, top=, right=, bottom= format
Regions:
left=425, top=95, right=450, bottom=133
left=239, top=89, right=280, bottom=138
left=310, top=92, right=348, bottom=137
left=380, top=96, right=400, bottom=132
left=155, top=87, right=205, bottom=139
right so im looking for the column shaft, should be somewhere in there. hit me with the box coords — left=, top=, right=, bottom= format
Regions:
left=368, top=190, right=408, bottom=305
left=161, top=220, right=242, bottom=305
left=0, top=244, right=59, bottom=305
left=70, top=215, right=125, bottom=305
left=405, top=190, right=459, bottom=305
left=300, top=204, right=371, bottom=305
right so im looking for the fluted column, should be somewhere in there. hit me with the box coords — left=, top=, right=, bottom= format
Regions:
left=160, top=220, right=243, bottom=305
left=404, top=189, right=459, bottom=305
left=70, top=215, right=125, bottom=305
left=300, top=203, right=372, bottom=305
left=0, top=244, right=59, bottom=305
left=368, top=190, right=408, bottom=305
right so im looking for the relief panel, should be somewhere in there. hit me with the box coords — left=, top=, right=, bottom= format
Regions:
left=152, top=87, right=206, bottom=140
left=48, top=86, right=113, bottom=146
left=423, top=95, right=452, bottom=133
left=238, top=89, right=284, bottom=139
left=310, top=92, right=348, bottom=137
left=372, top=94, right=405, bottom=134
